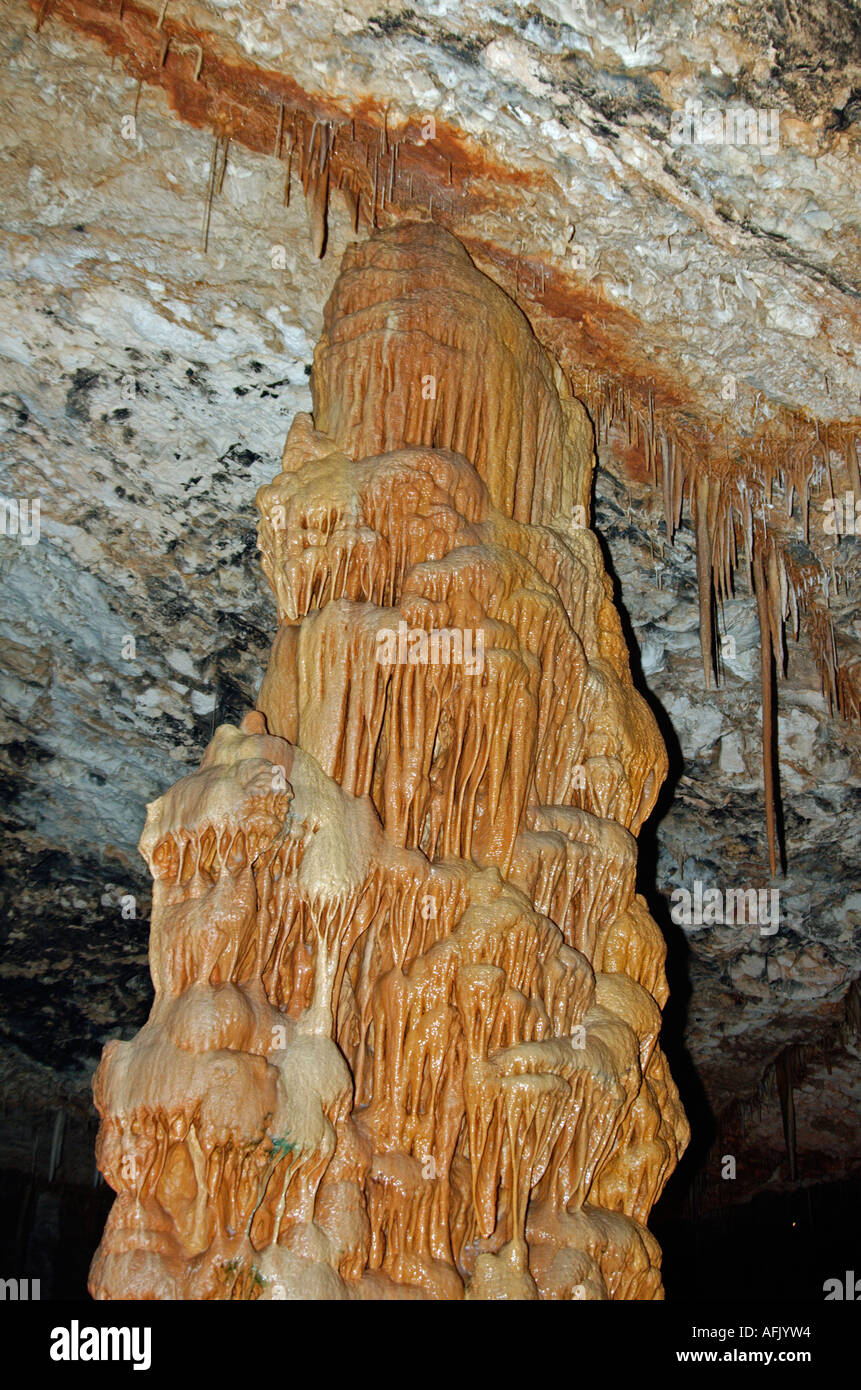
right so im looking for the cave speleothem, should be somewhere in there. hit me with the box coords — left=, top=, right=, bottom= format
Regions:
left=89, top=223, right=689, bottom=1301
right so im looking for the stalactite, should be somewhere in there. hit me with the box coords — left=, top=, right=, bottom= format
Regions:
left=274, top=100, right=284, bottom=160
left=775, top=1049, right=798, bottom=1182
left=660, top=431, right=673, bottom=543
left=694, top=474, right=715, bottom=688
left=308, top=160, right=329, bottom=258
left=216, top=136, right=229, bottom=196
left=48, top=1110, right=65, bottom=1184
left=201, top=129, right=221, bottom=254
left=846, top=432, right=861, bottom=497
left=574, top=350, right=858, bottom=875
left=753, top=544, right=780, bottom=878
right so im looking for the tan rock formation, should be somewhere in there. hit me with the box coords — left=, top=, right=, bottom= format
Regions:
left=89, top=222, right=688, bottom=1301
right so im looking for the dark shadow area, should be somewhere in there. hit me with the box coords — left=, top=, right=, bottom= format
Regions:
left=0, top=1168, right=112, bottom=1300
left=653, top=1177, right=861, bottom=1301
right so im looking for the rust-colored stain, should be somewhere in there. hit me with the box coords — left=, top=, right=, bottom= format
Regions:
left=29, top=0, right=543, bottom=202
left=612, top=436, right=651, bottom=486
left=466, top=236, right=700, bottom=425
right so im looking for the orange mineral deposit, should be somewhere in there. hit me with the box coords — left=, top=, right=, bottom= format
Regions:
left=90, top=224, right=688, bottom=1300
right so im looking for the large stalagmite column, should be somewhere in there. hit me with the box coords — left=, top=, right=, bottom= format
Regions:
left=90, top=223, right=688, bottom=1301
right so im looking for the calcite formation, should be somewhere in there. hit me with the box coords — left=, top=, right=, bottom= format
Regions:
left=89, top=222, right=688, bottom=1301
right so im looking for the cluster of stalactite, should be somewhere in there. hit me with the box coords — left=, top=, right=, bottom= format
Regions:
left=571, top=368, right=860, bottom=876
left=89, top=222, right=689, bottom=1299
left=30, top=0, right=464, bottom=259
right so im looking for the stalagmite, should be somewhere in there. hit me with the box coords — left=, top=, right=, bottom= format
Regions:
left=90, top=222, right=687, bottom=1301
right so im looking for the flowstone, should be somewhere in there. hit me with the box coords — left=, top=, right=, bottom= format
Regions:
left=90, top=223, right=688, bottom=1300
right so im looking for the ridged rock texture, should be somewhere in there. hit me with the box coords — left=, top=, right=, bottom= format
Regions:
left=89, top=223, right=688, bottom=1301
